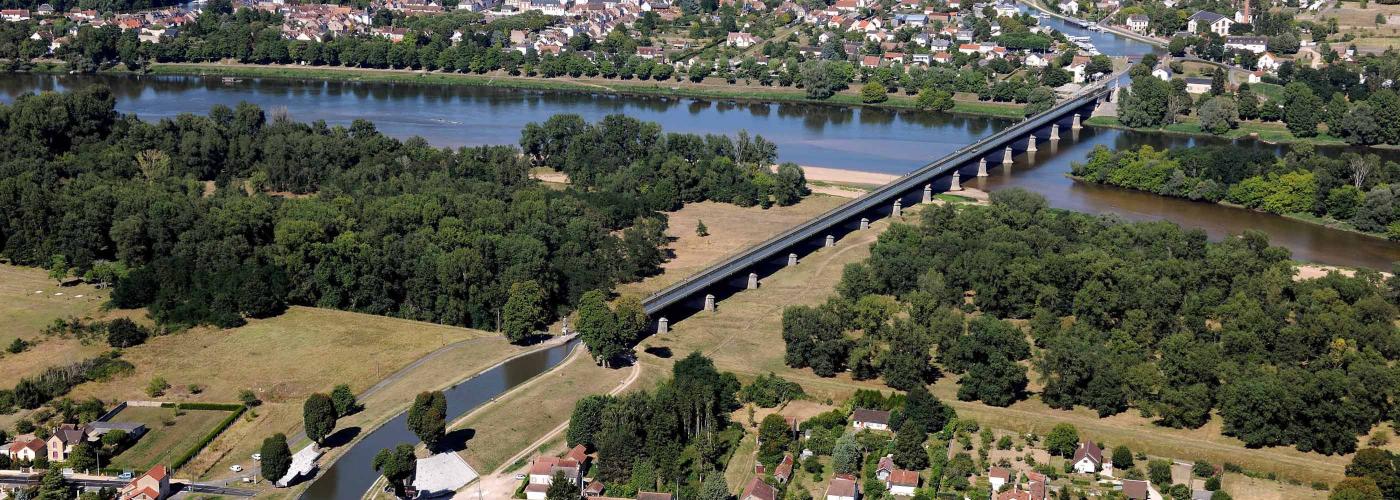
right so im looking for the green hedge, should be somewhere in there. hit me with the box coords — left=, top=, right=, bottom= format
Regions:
left=168, top=405, right=246, bottom=471
left=160, top=402, right=245, bottom=411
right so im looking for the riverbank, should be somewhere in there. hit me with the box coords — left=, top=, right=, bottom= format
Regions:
left=141, top=62, right=1028, bottom=119
left=1066, top=173, right=1393, bottom=242
left=1084, top=115, right=1349, bottom=146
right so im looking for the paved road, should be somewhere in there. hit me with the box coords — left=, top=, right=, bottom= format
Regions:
left=0, top=475, right=255, bottom=496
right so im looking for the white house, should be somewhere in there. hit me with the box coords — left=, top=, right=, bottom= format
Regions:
left=525, top=0, right=567, bottom=15
left=887, top=469, right=919, bottom=497
left=1023, top=53, right=1048, bottom=67
left=851, top=408, right=891, bottom=431
left=1225, top=36, right=1267, bottom=54
left=727, top=31, right=759, bottom=48
left=0, top=9, right=30, bottom=21
left=988, top=466, right=1011, bottom=492
left=1186, top=10, right=1232, bottom=36
left=992, top=1, right=1017, bottom=17
left=1071, top=441, right=1103, bottom=474
left=1056, top=0, right=1077, bottom=14
left=1257, top=51, right=1281, bottom=71
left=524, top=456, right=580, bottom=500
left=1126, top=14, right=1149, bottom=33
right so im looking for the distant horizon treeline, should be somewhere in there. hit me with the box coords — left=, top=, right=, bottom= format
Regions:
left=0, top=86, right=807, bottom=331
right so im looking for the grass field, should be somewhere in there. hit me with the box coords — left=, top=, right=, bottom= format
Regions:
left=107, top=406, right=235, bottom=471
left=1084, top=115, right=1347, bottom=146
left=614, top=196, right=849, bottom=299
left=0, top=264, right=109, bottom=344
left=61, top=306, right=511, bottom=480
left=451, top=346, right=629, bottom=473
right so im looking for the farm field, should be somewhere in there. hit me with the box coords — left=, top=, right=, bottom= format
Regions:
left=0, top=264, right=109, bottom=342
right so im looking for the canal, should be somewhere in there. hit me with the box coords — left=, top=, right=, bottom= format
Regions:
left=300, top=339, right=577, bottom=499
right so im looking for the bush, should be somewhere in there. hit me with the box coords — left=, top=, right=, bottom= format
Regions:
left=7, top=338, right=28, bottom=354
left=738, top=373, right=805, bottom=407
left=106, top=318, right=150, bottom=348
left=861, top=82, right=889, bottom=104
left=146, top=377, right=170, bottom=398
left=240, top=390, right=262, bottom=407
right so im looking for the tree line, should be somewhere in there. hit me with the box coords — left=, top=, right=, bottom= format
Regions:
left=0, top=87, right=803, bottom=332
left=782, top=188, right=1400, bottom=455
left=1071, top=144, right=1400, bottom=239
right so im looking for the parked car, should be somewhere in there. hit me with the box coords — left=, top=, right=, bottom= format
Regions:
left=514, top=473, right=526, bottom=480
left=230, top=465, right=243, bottom=473
left=117, top=471, right=133, bottom=480
left=251, top=453, right=262, bottom=461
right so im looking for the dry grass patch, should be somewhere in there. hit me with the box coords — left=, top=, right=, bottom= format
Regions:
left=0, top=264, right=108, bottom=344
left=615, top=196, right=849, bottom=298
left=453, top=348, right=629, bottom=473
left=107, top=405, right=234, bottom=471
left=60, top=306, right=505, bottom=480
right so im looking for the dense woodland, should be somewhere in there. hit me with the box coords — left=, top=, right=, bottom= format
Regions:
left=783, top=189, right=1400, bottom=455
left=565, top=353, right=743, bottom=498
left=1071, top=144, right=1400, bottom=238
left=0, top=87, right=805, bottom=331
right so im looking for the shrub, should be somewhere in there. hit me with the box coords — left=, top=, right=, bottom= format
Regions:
left=105, top=318, right=150, bottom=348
left=146, top=377, right=170, bottom=398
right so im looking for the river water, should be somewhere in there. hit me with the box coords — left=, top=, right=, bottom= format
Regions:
left=2, top=71, right=1394, bottom=269
left=300, top=340, right=577, bottom=499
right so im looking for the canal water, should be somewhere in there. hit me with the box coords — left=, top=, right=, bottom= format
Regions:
left=3, top=71, right=1394, bottom=269
left=299, top=340, right=577, bottom=499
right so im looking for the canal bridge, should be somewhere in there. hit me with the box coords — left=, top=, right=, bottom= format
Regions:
left=640, top=79, right=1119, bottom=331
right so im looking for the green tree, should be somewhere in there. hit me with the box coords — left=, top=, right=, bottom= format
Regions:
left=47, top=254, right=69, bottom=282
left=575, top=290, right=630, bottom=366
left=861, top=82, right=889, bottom=103
left=407, top=391, right=447, bottom=450
left=699, top=474, right=731, bottom=500
left=915, top=88, right=954, bottom=111
left=1045, top=423, right=1079, bottom=457
left=696, top=219, right=709, bottom=237
left=330, top=384, right=358, bottom=417
left=260, top=433, right=293, bottom=483
left=373, top=443, right=418, bottom=495
left=1198, top=96, right=1239, bottom=135
left=503, top=280, right=549, bottom=344
left=1331, top=477, right=1383, bottom=500
left=757, top=413, right=793, bottom=467
left=1282, top=82, right=1323, bottom=137
left=1148, top=459, right=1173, bottom=486
left=303, top=392, right=337, bottom=445
left=891, top=420, right=929, bottom=470
left=67, top=442, right=97, bottom=471
left=36, top=467, right=69, bottom=500
left=546, top=470, right=576, bottom=499
left=1112, top=445, right=1134, bottom=470
left=831, top=433, right=863, bottom=474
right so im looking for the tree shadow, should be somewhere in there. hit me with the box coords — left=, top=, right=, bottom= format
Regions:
left=439, top=428, right=477, bottom=452
left=643, top=346, right=672, bottom=358
left=322, top=426, right=362, bottom=448
left=514, top=333, right=554, bottom=346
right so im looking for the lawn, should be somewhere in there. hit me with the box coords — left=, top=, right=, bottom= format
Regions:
left=64, top=306, right=514, bottom=480
left=633, top=203, right=1354, bottom=487
left=107, top=406, right=234, bottom=471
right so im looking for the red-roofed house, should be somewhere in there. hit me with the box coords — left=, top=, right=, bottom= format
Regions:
left=525, top=456, right=581, bottom=500
left=741, top=477, right=779, bottom=500
left=876, top=455, right=895, bottom=481
left=4, top=437, right=45, bottom=462
left=774, top=454, right=794, bottom=484
left=988, top=466, right=1011, bottom=492
left=1071, top=441, right=1103, bottom=474
left=566, top=444, right=588, bottom=464
left=120, top=465, right=170, bottom=500
left=957, top=43, right=980, bottom=55
left=886, top=468, right=919, bottom=496
left=860, top=55, right=881, bottom=68
left=826, top=473, right=859, bottom=500
left=1122, top=479, right=1150, bottom=500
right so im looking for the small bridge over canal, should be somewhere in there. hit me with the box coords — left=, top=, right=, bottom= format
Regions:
left=641, top=79, right=1121, bottom=332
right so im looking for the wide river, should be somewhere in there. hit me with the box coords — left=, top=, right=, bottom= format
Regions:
left=0, top=12, right=1394, bottom=271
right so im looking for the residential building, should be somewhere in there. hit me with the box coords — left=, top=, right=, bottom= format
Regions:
left=1, top=9, right=30, bottom=21
left=875, top=455, right=895, bottom=481
left=1225, top=36, right=1267, bottom=53
left=1257, top=51, right=1281, bottom=71
left=826, top=473, right=859, bottom=500
left=727, top=31, right=759, bottom=47
left=1122, top=479, right=1150, bottom=500
left=774, top=454, right=794, bottom=484
left=119, top=465, right=170, bottom=500
left=886, top=468, right=919, bottom=496
left=740, top=477, right=779, bottom=500
left=47, top=423, right=85, bottom=462
left=1055, top=0, right=1077, bottom=14
left=1186, top=10, right=1232, bottom=36
left=1126, top=14, right=1148, bottom=32
left=988, top=466, right=1011, bottom=492
left=1071, top=441, right=1103, bottom=474
left=4, top=438, right=45, bottom=462
left=525, top=456, right=581, bottom=500
left=851, top=408, right=890, bottom=431
left=1184, top=76, right=1213, bottom=94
